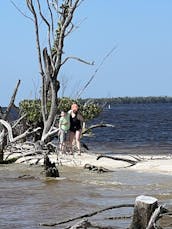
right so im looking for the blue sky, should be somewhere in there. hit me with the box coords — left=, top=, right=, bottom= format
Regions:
left=1, top=0, right=172, bottom=106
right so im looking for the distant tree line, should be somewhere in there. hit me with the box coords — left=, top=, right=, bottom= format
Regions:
left=82, top=96, right=172, bottom=106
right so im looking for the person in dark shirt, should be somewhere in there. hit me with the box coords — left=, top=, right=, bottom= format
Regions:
left=69, top=103, right=84, bottom=155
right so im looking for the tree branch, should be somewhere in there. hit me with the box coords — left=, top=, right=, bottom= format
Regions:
left=4, top=79, right=21, bottom=120
left=97, top=155, right=137, bottom=167
left=82, top=123, right=114, bottom=135
left=76, top=45, right=117, bottom=99
left=61, top=56, right=94, bottom=66
left=40, top=203, right=134, bottom=226
left=10, top=0, right=34, bottom=22
left=0, top=119, right=41, bottom=143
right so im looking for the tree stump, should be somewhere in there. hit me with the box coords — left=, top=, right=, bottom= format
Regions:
left=44, top=154, right=59, bottom=178
left=130, top=195, right=158, bottom=229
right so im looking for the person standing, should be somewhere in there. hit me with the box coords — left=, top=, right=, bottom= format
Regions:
left=58, top=111, right=70, bottom=153
left=69, top=103, right=84, bottom=155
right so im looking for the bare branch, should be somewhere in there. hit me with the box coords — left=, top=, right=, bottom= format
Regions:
left=26, top=0, right=44, bottom=76
left=61, top=56, right=94, bottom=66
left=65, top=17, right=87, bottom=37
left=46, top=0, right=54, bottom=37
left=36, top=0, right=54, bottom=70
left=82, top=123, right=114, bottom=135
left=40, top=203, right=134, bottom=226
left=55, top=0, right=81, bottom=69
left=10, top=0, right=34, bottom=22
left=97, top=155, right=138, bottom=167
left=146, top=205, right=168, bottom=229
left=0, top=119, right=41, bottom=143
left=41, top=127, right=59, bottom=142
left=12, top=114, right=27, bottom=129
left=4, top=79, right=21, bottom=120
left=76, top=45, right=118, bottom=99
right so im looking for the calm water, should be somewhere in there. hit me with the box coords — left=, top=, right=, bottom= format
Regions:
left=85, top=103, right=172, bottom=154
left=1, top=103, right=172, bottom=229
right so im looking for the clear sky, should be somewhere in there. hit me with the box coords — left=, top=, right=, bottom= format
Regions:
left=1, top=0, right=172, bottom=106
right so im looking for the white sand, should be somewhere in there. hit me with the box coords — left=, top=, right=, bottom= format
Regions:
left=52, top=152, right=172, bottom=175
left=4, top=146, right=172, bottom=175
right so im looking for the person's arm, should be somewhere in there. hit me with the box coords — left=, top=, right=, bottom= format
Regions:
left=59, top=117, right=62, bottom=129
left=77, top=112, right=84, bottom=122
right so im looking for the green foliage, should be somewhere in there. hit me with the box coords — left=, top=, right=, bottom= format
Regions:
left=19, top=100, right=42, bottom=124
left=58, top=97, right=102, bottom=121
left=19, top=98, right=102, bottom=125
left=57, top=97, right=77, bottom=112
left=80, top=103, right=102, bottom=121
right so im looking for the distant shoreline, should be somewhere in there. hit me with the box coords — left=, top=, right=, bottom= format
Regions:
left=82, top=96, right=172, bottom=105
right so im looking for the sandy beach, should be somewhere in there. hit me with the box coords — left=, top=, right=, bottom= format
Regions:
left=55, top=152, right=172, bottom=175
left=5, top=146, right=172, bottom=175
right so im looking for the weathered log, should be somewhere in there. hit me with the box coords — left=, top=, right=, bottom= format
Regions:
left=97, top=154, right=137, bottom=167
left=130, top=195, right=158, bottom=229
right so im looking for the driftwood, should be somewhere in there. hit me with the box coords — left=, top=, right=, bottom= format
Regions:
left=44, top=154, right=59, bottom=177
left=40, top=194, right=172, bottom=228
left=146, top=205, right=168, bottom=229
left=68, top=219, right=91, bottom=229
left=84, top=163, right=113, bottom=173
left=130, top=195, right=158, bottom=229
left=0, top=119, right=41, bottom=143
left=97, top=155, right=138, bottom=167
left=40, top=203, right=134, bottom=226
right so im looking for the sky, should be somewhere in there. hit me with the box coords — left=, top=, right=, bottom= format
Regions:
left=1, top=0, right=172, bottom=106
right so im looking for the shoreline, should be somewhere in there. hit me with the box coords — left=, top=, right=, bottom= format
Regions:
left=4, top=145, right=172, bottom=175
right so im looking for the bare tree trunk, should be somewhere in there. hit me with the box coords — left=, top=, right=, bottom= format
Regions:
left=26, top=0, right=90, bottom=143
left=0, top=80, right=20, bottom=162
left=41, top=78, right=59, bottom=142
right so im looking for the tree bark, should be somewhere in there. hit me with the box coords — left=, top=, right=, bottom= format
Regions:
left=130, top=195, right=158, bottom=229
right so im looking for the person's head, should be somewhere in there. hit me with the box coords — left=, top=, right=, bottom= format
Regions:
left=60, top=111, right=66, bottom=117
left=71, top=103, right=78, bottom=113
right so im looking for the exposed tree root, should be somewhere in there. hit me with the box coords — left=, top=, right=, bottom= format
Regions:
left=40, top=203, right=134, bottom=227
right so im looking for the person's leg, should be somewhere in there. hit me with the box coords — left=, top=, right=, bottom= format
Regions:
left=59, top=130, right=65, bottom=153
left=75, top=130, right=81, bottom=155
left=69, top=131, right=75, bottom=154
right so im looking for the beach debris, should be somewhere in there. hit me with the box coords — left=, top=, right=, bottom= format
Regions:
left=130, top=195, right=168, bottom=229
left=84, top=163, right=113, bottom=173
left=97, top=154, right=138, bottom=167
left=40, top=195, right=172, bottom=228
left=44, top=154, right=59, bottom=178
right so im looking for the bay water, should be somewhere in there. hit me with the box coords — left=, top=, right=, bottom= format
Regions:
left=1, top=103, right=172, bottom=228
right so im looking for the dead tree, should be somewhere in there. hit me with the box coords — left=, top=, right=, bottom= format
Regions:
left=0, top=80, right=20, bottom=162
left=24, top=0, right=93, bottom=143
